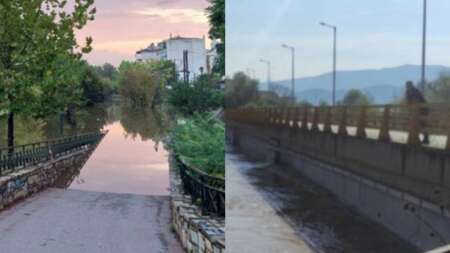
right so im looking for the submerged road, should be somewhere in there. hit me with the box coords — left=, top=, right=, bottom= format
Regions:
left=0, top=188, right=183, bottom=253
left=227, top=150, right=419, bottom=253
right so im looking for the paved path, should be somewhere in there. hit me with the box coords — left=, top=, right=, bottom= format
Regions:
left=226, top=152, right=315, bottom=253
left=0, top=188, right=183, bottom=253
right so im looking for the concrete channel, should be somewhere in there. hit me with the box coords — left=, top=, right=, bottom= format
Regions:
left=227, top=149, right=419, bottom=253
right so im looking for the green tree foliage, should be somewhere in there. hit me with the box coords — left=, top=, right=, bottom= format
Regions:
left=169, top=115, right=224, bottom=177
left=206, top=0, right=225, bottom=76
left=426, top=74, right=450, bottom=103
left=225, top=72, right=259, bottom=108
left=80, top=64, right=113, bottom=105
left=118, top=60, right=176, bottom=107
left=119, top=67, right=158, bottom=107
left=340, top=89, right=373, bottom=106
left=167, top=74, right=223, bottom=115
left=0, top=0, right=96, bottom=147
left=93, top=63, right=119, bottom=93
left=95, top=63, right=118, bottom=80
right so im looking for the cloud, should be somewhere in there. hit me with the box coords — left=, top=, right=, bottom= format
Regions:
left=132, top=8, right=208, bottom=24
left=92, top=38, right=164, bottom=54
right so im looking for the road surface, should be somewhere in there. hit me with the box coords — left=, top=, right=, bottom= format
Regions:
left=0, top=188, right=183, bottom=253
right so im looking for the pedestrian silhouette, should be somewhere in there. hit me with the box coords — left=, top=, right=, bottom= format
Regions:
left=404, top=81, right=429, bottom=144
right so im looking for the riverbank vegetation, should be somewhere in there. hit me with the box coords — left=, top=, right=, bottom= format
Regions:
left=118, top=60, right=176, bottom=108
left=0, top=0, right=97, bottom=148
left=167, top=74, right=223, bottom=115
left=165, top=0, right=225, bottom=178
left=169, top=116, right=224, bottom=177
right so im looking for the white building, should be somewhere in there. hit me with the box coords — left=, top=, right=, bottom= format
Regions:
left=206, top=40, right=219, bottom=73
left=136, top=36, right=210, bottom=80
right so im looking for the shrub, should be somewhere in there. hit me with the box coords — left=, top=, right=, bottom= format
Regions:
left=166, top=74, right=223, bottom=115
left=169, top=115, right=224, bottom=177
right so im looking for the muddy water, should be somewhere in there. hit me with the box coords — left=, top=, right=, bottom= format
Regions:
left=228, top=149, right=419, bottom=253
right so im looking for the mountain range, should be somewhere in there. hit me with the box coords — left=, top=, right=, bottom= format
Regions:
left=268, top=65, right=450, bottom=104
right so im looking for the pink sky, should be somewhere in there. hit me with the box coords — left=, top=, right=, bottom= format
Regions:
left=76, top=0, right=210, bottom=66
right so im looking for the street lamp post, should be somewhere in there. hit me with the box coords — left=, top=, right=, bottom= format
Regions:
left=421, top=0, right=427, bottom=93
left=260, top=59, right=272, bottom=92
left=320, top=21, right=337, bottom=106
left=282, top=44, right=296, bottom=101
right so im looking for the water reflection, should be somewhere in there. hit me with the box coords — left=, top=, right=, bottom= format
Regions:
left=0, top=102, right=173, bottom=195
left=68, top=121, right=170, bottom=195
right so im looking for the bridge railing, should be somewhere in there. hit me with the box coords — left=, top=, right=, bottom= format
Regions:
left=175, top=155, right=225, bottom=217
left=226, top=103, right=450, bottom=149
left=0, top=132, right=106, bottom=176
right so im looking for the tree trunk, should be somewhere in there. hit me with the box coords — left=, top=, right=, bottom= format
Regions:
left=7, top=112, right=14, bottom=153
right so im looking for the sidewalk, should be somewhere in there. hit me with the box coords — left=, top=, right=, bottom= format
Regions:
left=226, top=152, right=315, bottom=253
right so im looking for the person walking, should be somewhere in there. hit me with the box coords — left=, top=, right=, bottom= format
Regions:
left=405, top=81, right=429, bottom=144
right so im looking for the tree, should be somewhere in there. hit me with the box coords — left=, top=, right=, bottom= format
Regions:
left=340, top=89, right=373, bottom=106
left=81, top=64, right=110, bottom=105
left=167, top=74, right=223, bottom=115
left=225, top=72, right=259, bottom=108
left=96, top=63, right=118, bottom=80
left=426, top=74, right=450, bottom=103
left=0, top=0, right=96, bottom=148
left=118, top=60, right=176, bottom=107
left=206, top=0, right=225, bottom=76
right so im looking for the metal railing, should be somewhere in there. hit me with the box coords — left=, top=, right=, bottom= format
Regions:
left=226, top=103, right=450, bottom=149
left=0, top=132, right=106, bottom=176
left=175, top=155, right=225, bottom=217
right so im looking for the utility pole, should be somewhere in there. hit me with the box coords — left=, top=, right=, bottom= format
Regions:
left=320, top=22, right=337, bottom=106
left=183, top=50, right=190, bottom=83
left=421, top=0, right=427, bottom=93
left=260, top=59, right=271, bottom=92
left=282, top=44, right=296, bottom=101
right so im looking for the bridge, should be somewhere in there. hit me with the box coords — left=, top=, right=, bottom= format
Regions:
left=226, top=104, right=450, bottom=252
left=0, top=132, right=184, bottom=253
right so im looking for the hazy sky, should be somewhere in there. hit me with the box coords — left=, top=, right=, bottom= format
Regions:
left=76, top=0, right=210, bottom=66
left=226, top=0, right=450, bottom=81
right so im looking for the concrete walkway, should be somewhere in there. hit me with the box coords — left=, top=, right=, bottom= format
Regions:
left=0, top=188, right=183, bottom=253
left=226, top=153, right=315, bottom=253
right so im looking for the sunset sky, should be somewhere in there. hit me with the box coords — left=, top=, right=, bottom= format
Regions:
left=77, top=0, right=210, bottom=66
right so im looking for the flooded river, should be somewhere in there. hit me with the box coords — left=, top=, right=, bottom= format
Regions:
left=0, top=102, right=173, bottom=195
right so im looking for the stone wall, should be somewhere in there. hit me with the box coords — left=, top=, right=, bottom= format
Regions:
left=0, top=147, right=95, bottom=211
left=228, top=122, right=450, bottom=251
left=169, top=155, right=225, bottom=253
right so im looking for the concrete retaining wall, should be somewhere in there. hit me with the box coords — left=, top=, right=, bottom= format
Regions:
left=169, top=155, right=225, bottom=253
left=0, top=147, right=94, bottom=211
left=228, top=123, right=450, bottom=251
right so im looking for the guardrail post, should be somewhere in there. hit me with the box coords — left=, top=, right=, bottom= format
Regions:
left=407, top=104, right=421, bottom=145
left=324, top=107, right=332, bottom=133
left=282, top=108, right=289, bottom=127
left=311, top=107, right=320, bottom=132
left=356, top=106, right=367, bottom=138
left=301, top=106, right=309, bottom=131
left=379, top=105, right=391, bottom=142
left=338, top=106, right=348, bottom=136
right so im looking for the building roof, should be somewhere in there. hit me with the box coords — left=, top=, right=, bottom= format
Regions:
left=136, top=43, right=163, bottom=54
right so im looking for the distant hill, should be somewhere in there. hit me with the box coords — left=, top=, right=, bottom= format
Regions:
left=268, top=65, right=450, bottom=104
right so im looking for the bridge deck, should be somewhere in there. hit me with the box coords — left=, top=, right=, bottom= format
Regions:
left=0, top=188, right=182, bottom=253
